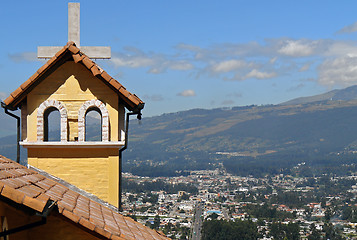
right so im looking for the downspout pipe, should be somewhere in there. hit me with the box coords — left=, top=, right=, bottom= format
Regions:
left=118, top=111, right=142, bottom=211
left=1, top=102, right=20, bottom=163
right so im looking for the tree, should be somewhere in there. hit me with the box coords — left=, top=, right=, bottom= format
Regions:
left=207, top=213, right=219, bottom=220
left=341, top=206, right=352, bottom=221
left=201, top=219, right=258, bottom=240
left=153, top=215, right=161, bottom=230
left=324, top=207, right=332, bottom=222
left=322, top=223, right=344, bottom=240
left=269, top=222, right=299, bottom=240
left=308, top=224, right=321, bottom=240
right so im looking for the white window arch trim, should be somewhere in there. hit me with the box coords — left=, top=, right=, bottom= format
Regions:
left=37, top=99, right=68, bottom=142
left=78, top=99, right=109, bottom=142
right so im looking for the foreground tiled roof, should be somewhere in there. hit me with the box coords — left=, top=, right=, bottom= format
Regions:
left=0, top=155, right=169, bottom=240
left=3, top=42, right=144, bottom=112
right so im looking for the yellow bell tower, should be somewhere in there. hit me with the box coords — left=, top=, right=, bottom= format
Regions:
left=2, top=42, right=144, bottom=207
left=2, top=3, right=144, bottom=208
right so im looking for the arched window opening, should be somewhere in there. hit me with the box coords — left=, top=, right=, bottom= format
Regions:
left=85, top=107, right=102, bottom=141
left=44, top=107, right=61, bottom=142
left=78, top=99, right=109, bottom=142
left=37, top=100, right=67, bottom=142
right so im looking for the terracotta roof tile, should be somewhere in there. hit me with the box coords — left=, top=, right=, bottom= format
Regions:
left=63, top=209, right=81, bottom=223
left=46, top=54, right=58, bottom=66
left=68, top=44, right=80, bottom=54
left=3, top=42, right=144, bottom=112
left=36, top=193, right=50, bottom=203
left=1, top=185, right=25, bottom=204
left=72, top=53, right=84, bottom=63
left=23, top=195, right=47, bottom=212
left=1, top=178, right=26, bottom=189
left=10, top=87, right=22, bottom=99
left=79, top=217, right=96, bottom=231
left=109, top=79, right=123, bottom=90
left=101, top=71, right=112, bottom=82
left=0, top=171, right=16, bottom=180
left=82, top=56, right=95, bottom=69
left=90, top=65, right=101, bottom=76
left=17, top=185, right=42, bottom=198
left=127, top=95, right=140, bottom=106
left=111, top=235, right=126, bottom=240
left=73, top=207, right=90, bottom=219
left=94, top=226, right=112, bottom=239
left=0, top=155, right=170, bottom=239
left=20, top=79, right=32, bottom=91
left=119, top=87, right=130, bottom=97
left=3, top=95, right=14, bottom=106
left=36, top=63, right=49, bottom=75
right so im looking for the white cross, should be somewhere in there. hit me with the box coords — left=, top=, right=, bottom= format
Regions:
left=37, top=3, right=111, bottom=59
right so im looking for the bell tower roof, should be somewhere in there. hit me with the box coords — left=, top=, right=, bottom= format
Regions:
left=3, top=41, right=144, bottom=112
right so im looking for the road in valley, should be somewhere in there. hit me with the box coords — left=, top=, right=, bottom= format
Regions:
left=191, top=202, right=203, bottom=240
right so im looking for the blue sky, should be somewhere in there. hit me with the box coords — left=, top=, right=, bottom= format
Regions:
left=2, top=1, right=357, bottom=117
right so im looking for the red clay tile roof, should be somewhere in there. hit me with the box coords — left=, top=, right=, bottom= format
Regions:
left=0, top=155, right=169, bottom=240
left=3, top=42, right=144, bottom=112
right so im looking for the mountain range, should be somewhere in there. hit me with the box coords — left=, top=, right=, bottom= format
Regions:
left=2, top=86, right=357, bottom=176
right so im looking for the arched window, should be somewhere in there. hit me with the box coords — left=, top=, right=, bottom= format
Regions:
left=44, top=107, right=61, bottom=141
left=78, top=99, right=109, bottom=142
left=85, top=107, right=102, bottom=141
left=37, top=100, right=68, bottom=142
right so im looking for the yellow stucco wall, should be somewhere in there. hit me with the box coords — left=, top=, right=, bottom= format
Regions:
left=28, top=148, right=119, bottom=206
left=26, top=61, right=124, bottom=142
left=23, top=61, right=124, bottom=207
left=0, top=201, right=100, bottom=240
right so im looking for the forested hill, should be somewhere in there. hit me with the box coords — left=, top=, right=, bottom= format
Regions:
left=2, top=86, right=357, bottom=176
left=125, top=100, right=357, bottom=176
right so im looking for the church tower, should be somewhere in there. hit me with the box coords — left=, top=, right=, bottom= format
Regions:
left=2, top=3, right=144, bottom=208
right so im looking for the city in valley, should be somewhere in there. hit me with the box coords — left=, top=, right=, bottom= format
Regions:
left=121, top=164, right=357, bottom=239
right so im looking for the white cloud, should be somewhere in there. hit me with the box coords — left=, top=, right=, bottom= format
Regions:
left=211, top=59, right=247, bottom=73
left=337, top=22, right=357, bottom=34
left=177, top=89, right=196, bottom=97
left=318, top=56, right=357, bottom=86
left=244, top=69, right=277, bottom=80
left=325, top=42, right=357, bottom=57
left=111, top=50, right=193, bottom=74
left=109, top=38, right=357, bottom=88
left=8, top=52, right=37, bottom=62
left=111, top=56, right=155, bottom=68
left=278, top=40, right=316, bottom=57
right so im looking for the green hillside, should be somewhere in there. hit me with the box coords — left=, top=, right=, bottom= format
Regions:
left=125, top=100, right=357, bottom=176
